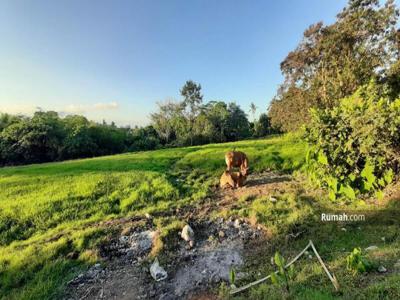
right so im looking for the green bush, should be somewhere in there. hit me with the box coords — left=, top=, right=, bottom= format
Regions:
left=346, top=247, right=373, bottom=276
left=305, top=82, right=400, bottom=200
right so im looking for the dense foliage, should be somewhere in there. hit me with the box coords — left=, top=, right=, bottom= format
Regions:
left=269, top=0, right=399, bottom=131
left=0, top=111, right=161, bottom=166
left=305, top=82, right=400, bottom=200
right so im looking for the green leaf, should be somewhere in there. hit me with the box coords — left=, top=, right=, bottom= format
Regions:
left=329, top=189, right=336, bottom=201
left=340, top=184, right=356, bottom=200
left=274, top=252, right=285, bottom=268
left=375, top=190, right=384, bottom=201
left=229, top=267, right=236, bottom=285
left=361, top=161, right=376, bottom=188
left=362, top=179, right=373, bottom=191
left=383, top=169, right=394, bottom=185
left=349, top=173, right=356, bottom=182
left=317, top=151, right=328, bottom=165
left=288, top=265, right=295, bottom=279
left=270, top=272, right=279, bottom=285
left=326, top=176, right=338, bottom=193
left=377, top=178, right=385, bottom=187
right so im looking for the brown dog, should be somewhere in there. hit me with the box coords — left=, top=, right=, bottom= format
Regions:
left=225, top=151, right=249, bottom=176
left=220, top=170, right=246, bottom=189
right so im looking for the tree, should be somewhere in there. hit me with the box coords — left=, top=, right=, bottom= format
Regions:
left=128, top=126, right=160, bottom=151
left=254, top=113, right=272, bottom=137
left=150, top=100, right=182, bottom=145
left=61, top=115, right=97, bottom=159
left=249, top=102, right=258, bottom=122
left=0, top=111, right=65, bottom=165
left=0, top=113, right=22, bottom=132
left=204, top=101, right=230, bottom=143
left=226, top=103, right=250, bottom=141
left=269, top=0, right=399, bottom=131
left=180, top=80, right=203, bottom=145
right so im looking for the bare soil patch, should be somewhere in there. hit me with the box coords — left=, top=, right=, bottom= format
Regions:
left=64, top=171, right=296, bottom=300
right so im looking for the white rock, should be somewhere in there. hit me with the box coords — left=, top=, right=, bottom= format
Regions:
left=378, top=266, right=387, bottom=273
left=365, top=245, right=378, bottom=252
left=269, top=196, right=277, bottom=203
left=150, top=258, right=168, bottom=281
left=381, top=237, right=386, bottom=242
left=181, top=225, right=194, bottom=242
left=341, top=227, right=347, bottom=232
left=234, top=219, right=241, bottom=229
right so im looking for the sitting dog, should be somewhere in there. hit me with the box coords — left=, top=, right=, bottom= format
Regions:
left=220, top=170, right=246, bottom=189
left=225, top=150, right=249, bottom=176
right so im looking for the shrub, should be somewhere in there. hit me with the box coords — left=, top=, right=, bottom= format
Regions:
left=305, top=82, right=400, bottom=200
left=346, top=247, right=373, bottom=276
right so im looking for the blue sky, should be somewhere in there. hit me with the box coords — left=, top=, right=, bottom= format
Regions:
left=0, top=0, right=350, bottom=126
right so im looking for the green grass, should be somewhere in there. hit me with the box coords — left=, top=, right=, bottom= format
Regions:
left=221, top=189, right=400, bottom=299
left=0, top=134, right=306, bottom=299
left=2, top=133, right=398, bottom=299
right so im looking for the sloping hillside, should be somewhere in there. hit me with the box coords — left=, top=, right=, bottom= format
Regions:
left=0, top=135, right=304, bottom=299
left=1, top=134, right=399, bottom=299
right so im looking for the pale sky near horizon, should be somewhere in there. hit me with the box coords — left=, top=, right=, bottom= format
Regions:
left=0, top=0, right=354, bottom=126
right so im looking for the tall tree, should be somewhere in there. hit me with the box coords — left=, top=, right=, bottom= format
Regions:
left=226, top=102, right=250, bottom=141
left=150, top=100, right=182, bottom=144
left=249, top=102, right=258, bottom=122
left=204, top=101, right=230, bottom=142
left=180, top=80, right=203, bottom=145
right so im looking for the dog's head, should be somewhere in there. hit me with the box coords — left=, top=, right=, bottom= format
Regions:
left=240, top=167, right=249, bottom=176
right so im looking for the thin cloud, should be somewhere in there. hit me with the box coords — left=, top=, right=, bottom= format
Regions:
left=64, top=104, right=87, bottom=114
left=0, top=101, right=120, bottom=116
left=0, top=104, right=41, bottom=115
left=93, top=101, right=119, bottom=110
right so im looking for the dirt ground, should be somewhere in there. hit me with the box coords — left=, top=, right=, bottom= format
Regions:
left=63, top=171, right=300, bottom=300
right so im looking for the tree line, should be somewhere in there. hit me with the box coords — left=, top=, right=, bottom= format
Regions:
left=0, top=83, right=272, bottom=166
left=151, top=80, right=272, bottom=147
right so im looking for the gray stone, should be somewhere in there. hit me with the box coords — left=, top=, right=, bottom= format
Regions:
left=129, top=230, right=156, bottom=254
left=119, top=236, right=129, bottom=244
left=378, top=266, right=387, bottom=273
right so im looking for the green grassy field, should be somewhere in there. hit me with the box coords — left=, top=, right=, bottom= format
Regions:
left=0, top=134, right=305, bottom=299
left=1, top=134, right=399, bottom=300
